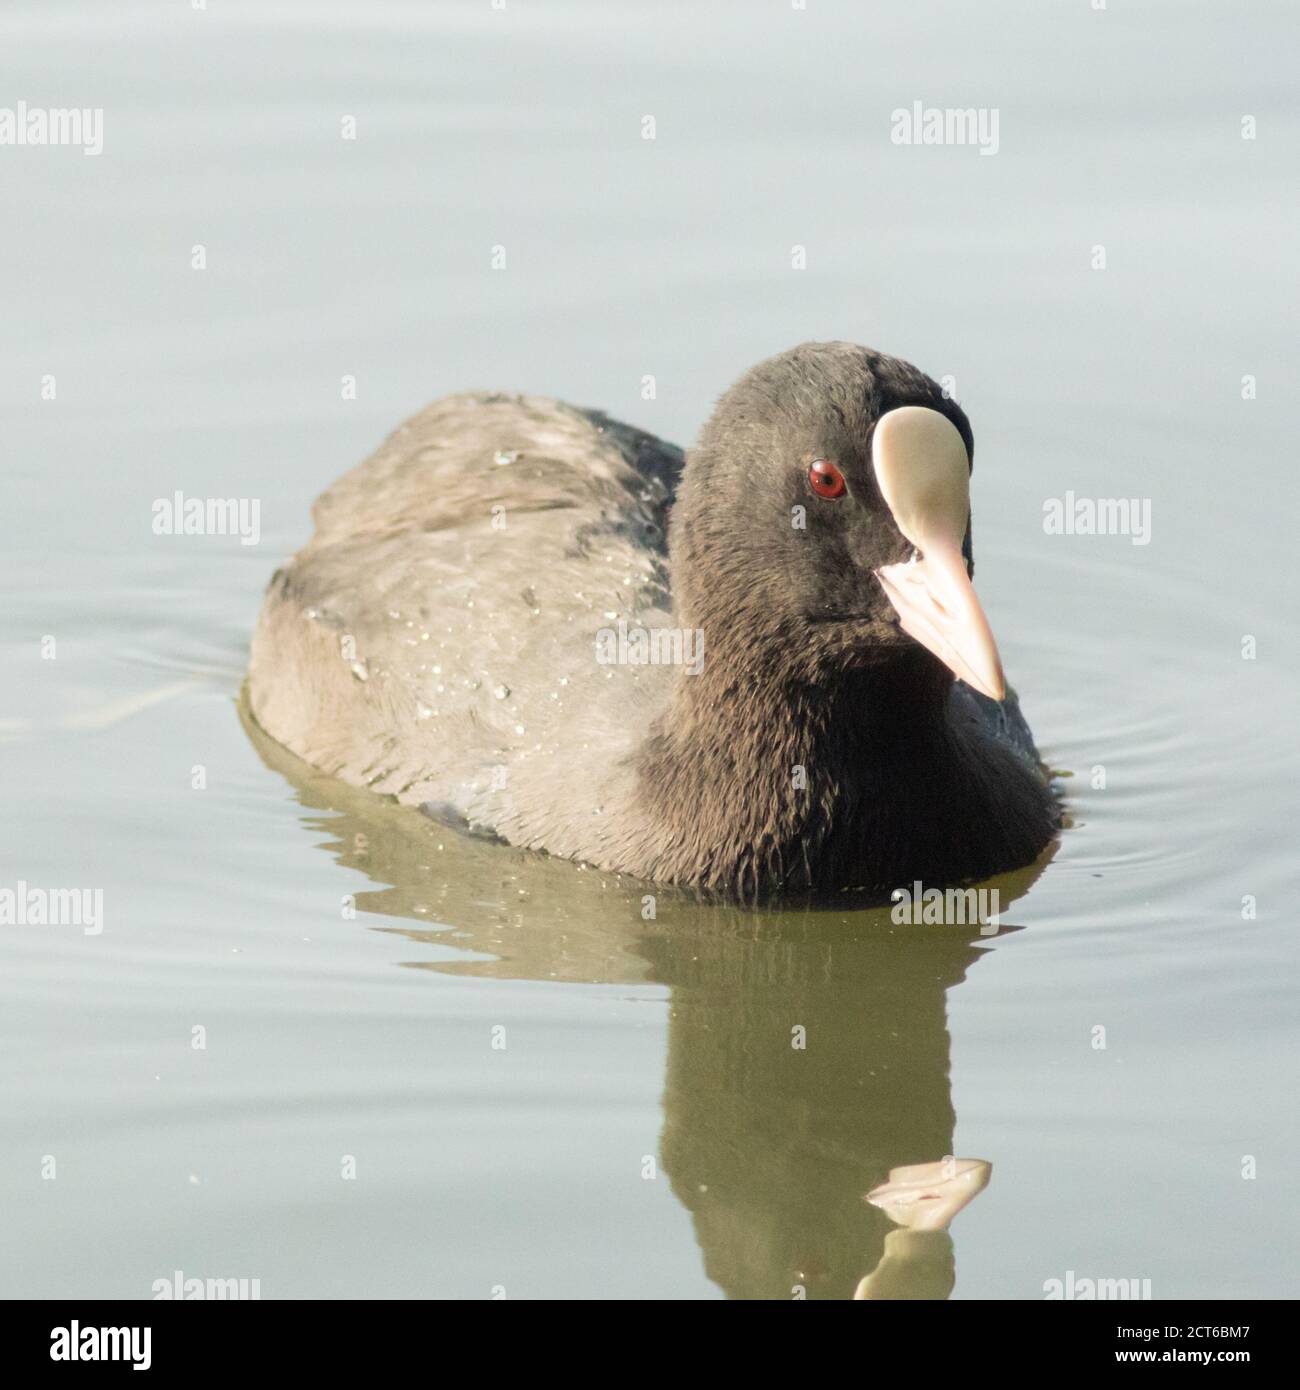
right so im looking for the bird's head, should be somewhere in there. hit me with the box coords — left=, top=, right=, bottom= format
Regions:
left=672, top=341, right=1005, bottom=700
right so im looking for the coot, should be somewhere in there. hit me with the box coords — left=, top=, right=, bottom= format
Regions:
left=249, top=341, right=1058, bottom=898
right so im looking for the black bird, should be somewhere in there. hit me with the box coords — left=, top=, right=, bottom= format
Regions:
left=248, top=341, right=1059, bottom=899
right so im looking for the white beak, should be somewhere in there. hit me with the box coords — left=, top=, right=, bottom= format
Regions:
left=871, top=407, right=1006, bottom=702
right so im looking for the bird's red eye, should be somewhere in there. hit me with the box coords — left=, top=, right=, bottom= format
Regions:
left=808, top=460, right=846, bottom=499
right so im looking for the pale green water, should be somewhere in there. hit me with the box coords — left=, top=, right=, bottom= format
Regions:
left=1, top=0, right=1297, bottom=1299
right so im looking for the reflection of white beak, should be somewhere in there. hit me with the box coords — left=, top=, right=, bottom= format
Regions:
left=871, top=407, right=1007, bottom=702
left=866, top=1157, right=993, bottom=1232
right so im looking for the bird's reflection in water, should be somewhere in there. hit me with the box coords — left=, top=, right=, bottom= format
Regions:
left=242, top=697, right=1052, bottom=1300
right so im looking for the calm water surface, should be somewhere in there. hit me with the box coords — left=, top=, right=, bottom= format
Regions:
left=2, top=0, right=1297, bottom=1299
